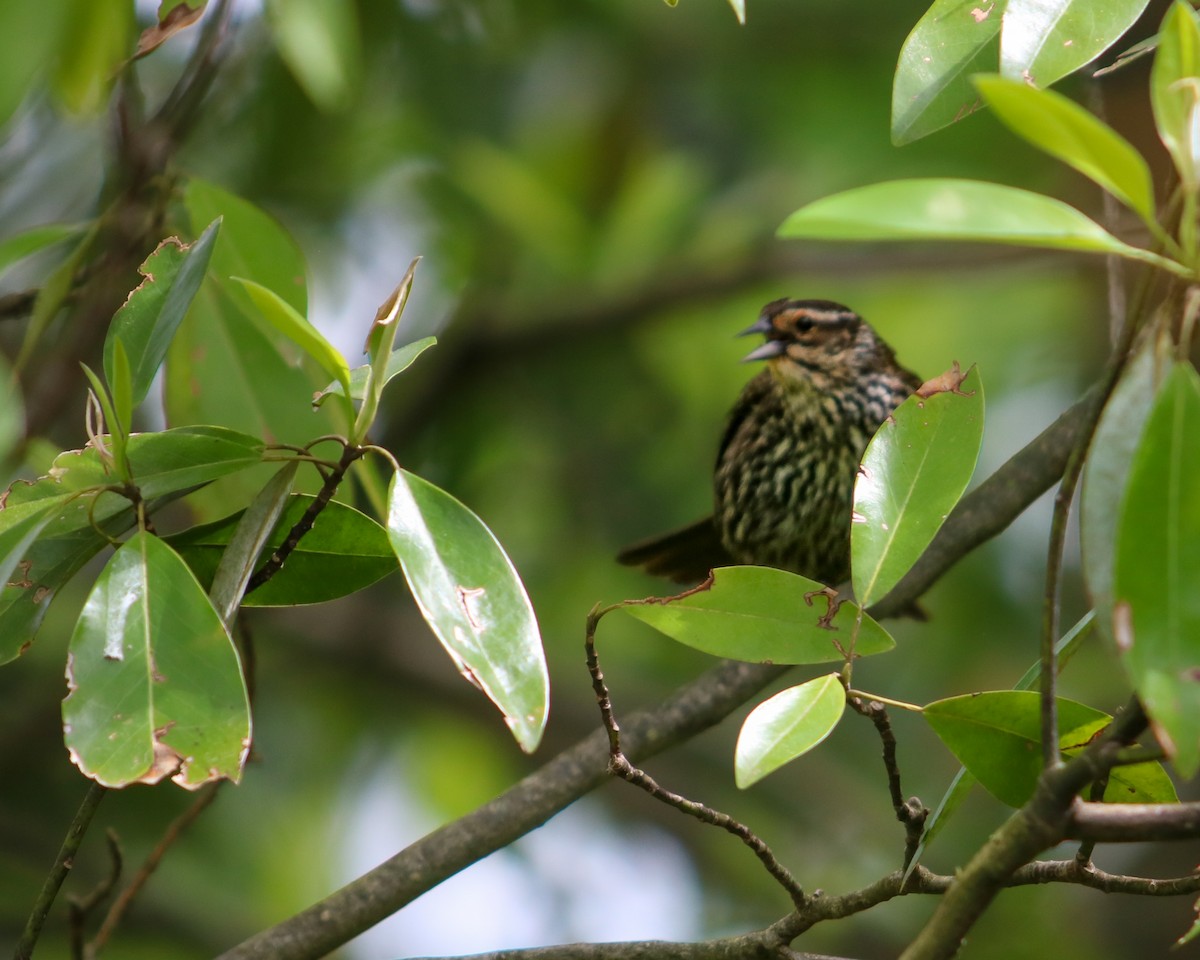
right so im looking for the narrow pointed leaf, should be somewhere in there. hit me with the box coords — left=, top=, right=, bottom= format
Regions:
left=233, top=277, right=350, bottom=393
left=208, top=460, right=298, bottom=624
left=387, top=468, right=547, bottom=752
left=265, top=0, right=361, bottom=112
left=1152, top=1, right=1200, bottom=190
left=974, top=75, right=1155, bottom=223
left=735, top=674, right=845, bottom=787
left=0, top=354, right=22, bottom=465
left=1114, top=362, right=1200, bottom=777
left=313, top=336, right=437, bottom=407
left=999, top=0, right=1150, bottom=87
left=17, top=224, right=97, bottom=371
left=1081, top=330, right=1170, bottom=644
left=621, top=566, right=894, bottom=664
left=891, top=0, right=1000, bottom=145
left=853, top=366, right=983, bottom=606
left=0, top=222, right=85, bottom=279
left=779, top=179, right=1185, bottom=274
left=62, top=532, right=251, bottom=789
left=166, top=495, right=397, bottom=607
left=356, top=259, right=421, bottom=441
left=103, top=220, right=222, bottom=404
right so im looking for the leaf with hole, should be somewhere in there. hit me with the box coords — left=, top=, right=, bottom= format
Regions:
left=62, top=531, right=250, bottom=788
left=853, top=365, right=983, bottom=607
left=386, top=468, right=547, bottom=753
left=621, top=566, right=894, bottom=664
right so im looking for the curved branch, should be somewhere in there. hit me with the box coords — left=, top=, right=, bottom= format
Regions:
left=216, top=390, right=1091, bottom=960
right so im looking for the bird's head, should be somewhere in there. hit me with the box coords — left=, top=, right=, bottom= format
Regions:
left=740, top=298, right=892, bottom=388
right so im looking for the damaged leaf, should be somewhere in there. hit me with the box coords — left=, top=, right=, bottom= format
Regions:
left=63, top=531, right=250, bottom=789
left=135, top=2, right=206, bottom=59
left=386, top=467, right=547, bottom=753
left=620, top=566, right=895, bottom=664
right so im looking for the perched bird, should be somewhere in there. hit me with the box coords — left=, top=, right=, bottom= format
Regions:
left=618, top=298, right=921, bottom=586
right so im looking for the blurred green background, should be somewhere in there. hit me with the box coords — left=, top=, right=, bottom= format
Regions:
left=1, top=0, right=1191, bottom=957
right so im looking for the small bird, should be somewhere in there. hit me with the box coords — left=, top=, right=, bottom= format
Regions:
left=618, top=298, right=921, bottom=586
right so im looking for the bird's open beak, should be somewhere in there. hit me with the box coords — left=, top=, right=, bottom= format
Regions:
left=738, top=316, right=784, bottom=362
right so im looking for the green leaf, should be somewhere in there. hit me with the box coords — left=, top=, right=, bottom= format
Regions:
left=17, top=223, right=98, bottom=372
left=779, top=179, right=1186, bottom=274
left=103, top=220, right=222, bottom=405
left=265, top=0, right=361, bottom=111
left=313, top=336, right=437, bottom=408
left=1081, top=331, right=1170, bottom=646
left=232, top=276, right=350, bottom=392
left=999, top=0, right=1150, bottom=87
left=924, top=691, right=1175, bottom=806
left=0, top=426, right=264, bottom=541
left=726, top=0, right=745, bottom=24
left=734, top=674, right=844, bottom=788
left=0, top=501, right=64, bottom=618
left=0, top=354, right=22, bottom=466
left=207, top=461, right=298, bottom=624
left=852, top=365, right=983, bottom=606
left=1152, top=1, right=1200, bottom=190
left=973, top=75, right=1156, bottom=224
left=891, top=0, right=999, bottom=145
left=0, top=222, right=85, bottom=280
left=166, top=494, right=397, bottom=607
left=356, top=259, right=421, bottom=442
left=109, top=339, right=133, bottom=440
left=620, top=566, right=895, bottom=664
left=1114, top=362, right=1200, bottom=778
left=183, top=177, right=307, bottom=314
left=62, top=532, right=250, bottom=788
left=0, top=1, right=70, bottom=127
left=52, top=0, right=133, bottom=114
left=386, top=468, right=547, bottom=753
left=79, top=363, right=126, bottom=478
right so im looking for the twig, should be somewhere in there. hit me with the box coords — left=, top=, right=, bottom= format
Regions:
left=586, top=608, right=807, bottom=909
left=86, top=783, right=222, bottom=957
left=14, top=782, right=107, bottom=960
left=244, top=442, right=364, bottom=594
left=214, top=387, right=1094, bottom=960
left=67, top=830, right=122, bottom=960
left=847, top=697, right=927, bottom=873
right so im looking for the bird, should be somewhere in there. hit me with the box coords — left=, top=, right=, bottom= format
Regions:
left=618, top=298, right=921, bottom=586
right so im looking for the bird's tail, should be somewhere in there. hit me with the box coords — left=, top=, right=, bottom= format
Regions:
left=616, top=517, right=732, bottom=584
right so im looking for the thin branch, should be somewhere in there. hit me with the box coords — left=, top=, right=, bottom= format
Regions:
left=847, top=697, right=927, bottom=872
left=586, top=608, right=806, bottom=908
left=214, top=388, right=1094, bottom=960
left=67, top=830, right=122, bottom=960
left=244, top=443, right=364, bottom=595
left=14, top=782, right=107, bottom=960
left=1067, top=799, right=1200, bottom=843
left=86, top=783, right=222, bottom=958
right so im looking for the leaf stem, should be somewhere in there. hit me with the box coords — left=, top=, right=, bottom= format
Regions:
left=846, top=689, right=924, bottom=713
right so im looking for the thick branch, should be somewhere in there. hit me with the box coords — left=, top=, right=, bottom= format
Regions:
left=1067, top=800, right=1200, bottom=842
left=217, top=389, right=1091, bottom=960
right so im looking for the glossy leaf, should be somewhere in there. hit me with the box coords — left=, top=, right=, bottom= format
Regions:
left=726, top=0, right=745, bottom=25
left=233, top=276, right=350, bottom=392
left=1151, top=1, right=1200, bottom=190
left=1114, top=362, right=1200, bottom=777
left=973, top=75, right=1155, bottom=223
left=314, top=336, right=437, bottom=408
left=356, top=259, right=421, bottom=442
left=852, top=365, right=983, bottom=606
left=734, top=673, right=845, bottom=787
left=207, top=461, right=298, bottom=624
left=1081, top=331, right=1169, bottom=645
left=63, top=532, right=250, bottom=789
left=104, top=220, right=222, bottom=405
left=0, top=426, right=264, bottom=540
left=779, top=179, right=1185, bottom=274
left=265, top=0, right=361, bottom=111
left=620, top=566, right=895, bottom=664
left=925, top=691, right=1176, bottom=806
left=1000, top=0, right=1150, bottom=87
left=0, top=222, right=84, bottom=279
left=387, top=468, right=547, bottom=753
left=891, top=0, right=999, bottom=145
left=167, top=494, right=397, bottom=607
